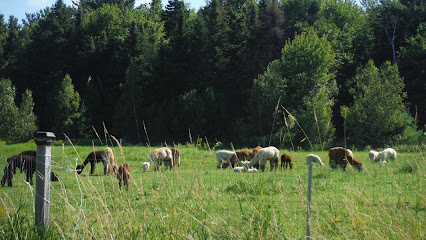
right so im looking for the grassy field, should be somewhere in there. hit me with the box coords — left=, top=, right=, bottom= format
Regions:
left=0, top=141, right=424, bottom=239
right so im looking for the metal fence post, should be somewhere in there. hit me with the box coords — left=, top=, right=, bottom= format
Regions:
left=34, top=131, right=56, bottom=227
left=306, top=159, right=313, bottom=239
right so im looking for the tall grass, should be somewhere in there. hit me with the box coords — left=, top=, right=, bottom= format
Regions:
left=0, top=141, right=425, bottom=239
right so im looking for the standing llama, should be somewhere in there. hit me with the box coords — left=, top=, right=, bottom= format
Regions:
left=142, top=147, right=173, bottom=172
left=76, top=147, right=116, bottom=175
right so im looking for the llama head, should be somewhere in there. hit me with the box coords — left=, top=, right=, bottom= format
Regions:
left=142, top=162, right=150, bottom=172
left=76, top=165, right=83, bottom=174
left=369, top=150, right=380, bottom=161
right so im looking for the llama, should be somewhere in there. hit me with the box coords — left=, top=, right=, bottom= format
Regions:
left=307, top=154, right=325, bottom=165
left=280, top=153, right=293, bottom=169
left=76, top=147, right=116, bottom=175
left=142, top=147, right=173, bottom=172
left=117, top=163, right=131, bottom=189
left=1, top=151, right=59, bottom=187
left=329, top=147, right=363, bottom=171
left=104, top=147, right=116, bottom=174
left=251, top=146, right=262, bottom=169
left=163, top=148, right=181, bottom=170
left=229, top=149, right=255, bottom=168
left=247, top=146, right=280, bottom=171
left=1, top=153, right=38, bottom=186
left=216, top=150, right=235, bottom=169
left=233, top=166, right=258, bottom=172
left=369, top=150, right=380, bottom=162
left=379, top=148, right=397, bottom=164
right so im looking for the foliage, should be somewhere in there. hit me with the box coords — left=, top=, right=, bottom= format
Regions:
left=345, top=60, right=418, bottom=147
left=398, top=22, right=426, bottom=130
left=250, top=30, right=337, bottom=148
left=54, top=74, right=89, bottom=138
left=0, top=0, right=424, bottom=146
left=0, top=79, right=37, bottom=142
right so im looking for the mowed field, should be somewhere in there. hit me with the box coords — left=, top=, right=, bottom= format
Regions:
left=0, top=142, right=424, bottom=239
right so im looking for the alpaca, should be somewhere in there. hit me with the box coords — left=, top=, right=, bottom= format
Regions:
left=379, top=148, right=397, bottom=164
left=233, top=166, right=258, bottom=172
left=247, top=146, right=280, bottom=171
left=7, top=150, right=36, bottom=174
left=229, top=149, right=255, bottom=168
left=369, top=150, right=380, bottom=162
left=329, top=147, right=363, bottom=171
left=251, top=146, right=262, bottom=169
left=307, top=154, right=324, bottom=165
left=1, top=154, right=36, bottom=186
left=280, top=153, right=293, bottom=169
left=216, top=150, right=235, bottom=169
left=75, top=147, right=116, bottom=175
left=104, top=147, right=116, bottom=174
left=142, top=147, right=173, bottom=172
left=1, top=149, right=62, bottom=187
left=117, top=163, right=131, bottom=189
left=163, top=148, right=181, bottom=170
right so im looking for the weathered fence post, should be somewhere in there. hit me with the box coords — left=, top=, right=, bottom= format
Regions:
left=34, top=131, right=56, bottom=227
left=306, top=158, right=313, bottom=239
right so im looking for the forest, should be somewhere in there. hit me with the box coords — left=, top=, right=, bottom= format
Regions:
left=0, top=0, right=424, bottom=148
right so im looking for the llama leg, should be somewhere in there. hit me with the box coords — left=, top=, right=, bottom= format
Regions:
left=103, top=160, right=108, bottom=175
left=1, top=173, right=6, bottom=187
left=7, top=169, right=13, bottom=187
left=26, top=170, right=33, bottom=185
left=90, top=160, right=96, bottom=174
left=2, top=167, right=13, bottom=187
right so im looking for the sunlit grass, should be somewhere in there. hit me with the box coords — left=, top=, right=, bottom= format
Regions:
left=0, top=142, right=424, bottom=239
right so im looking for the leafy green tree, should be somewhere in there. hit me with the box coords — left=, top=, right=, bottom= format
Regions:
left=16, top=90, right=38, bottom=141
left=0, top=79, right=38, bottom=142
left=312, top=0, right=374, bottom=140
left=54, top=74, right=89, bottom=138
left=345, top=60, right=411, bottom=146
left=250, top=30, right=337, bottom=148
left=0, top=79, right=19, bottom=141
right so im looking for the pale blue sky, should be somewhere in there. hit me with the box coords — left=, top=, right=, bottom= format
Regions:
left=0, top=0, right=209, bottom=23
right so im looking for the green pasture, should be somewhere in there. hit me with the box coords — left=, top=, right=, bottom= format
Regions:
left=0, top=142, right=424, bottom=239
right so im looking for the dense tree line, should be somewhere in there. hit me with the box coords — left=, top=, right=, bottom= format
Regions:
left=0, top=0, right=424, bottom=148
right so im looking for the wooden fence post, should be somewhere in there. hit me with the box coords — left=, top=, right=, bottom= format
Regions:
left=34, top=131, right=56, bottom=227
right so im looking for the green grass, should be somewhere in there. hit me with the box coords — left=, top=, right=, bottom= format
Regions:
left=0, top=142, right=424, bottom=239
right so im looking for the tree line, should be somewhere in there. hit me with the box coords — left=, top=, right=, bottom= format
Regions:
left=0, top=0, right=424, bottom=148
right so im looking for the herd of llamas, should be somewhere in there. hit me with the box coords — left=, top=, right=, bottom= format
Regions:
left=1, top=145, right=397, bottom=189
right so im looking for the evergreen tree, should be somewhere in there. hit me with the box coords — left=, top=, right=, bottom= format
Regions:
left=399, top=23, right=426, bottom=129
